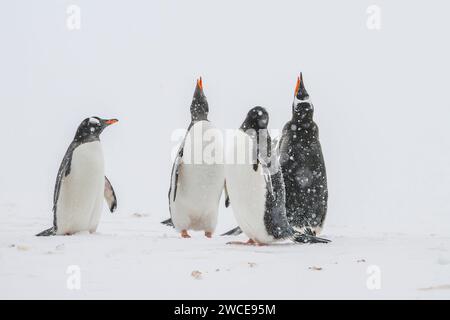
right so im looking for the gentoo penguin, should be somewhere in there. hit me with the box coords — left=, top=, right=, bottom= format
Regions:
left=224, top=106, right=329, bottom=245
left=36, top=117, right=118, bottom=236
left=167, top=77, right=228, bottom=238
left=279, top=73, right=328, bottom=235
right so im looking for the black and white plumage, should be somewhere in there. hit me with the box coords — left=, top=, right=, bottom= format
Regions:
left=166, top=78, right=227, bottom=238
left=279, top=73, right=328, bottom=235
left=225, top=107, right=330, bottom=245
left=36, top=117, right=118, bottom=236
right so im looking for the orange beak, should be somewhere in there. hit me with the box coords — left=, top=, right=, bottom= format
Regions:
left=294, top=76, right=300, bottom=96
left=197, top=77, right=203, bottom=90
left=105, top=119, right=119, bottom=125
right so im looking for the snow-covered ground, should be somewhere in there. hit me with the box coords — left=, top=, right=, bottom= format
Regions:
left=1, top=205, right=449, bottom=300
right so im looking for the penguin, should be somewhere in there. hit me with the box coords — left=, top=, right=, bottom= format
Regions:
left=278, top=73, right=328, bottom=235
left=224, top=106, right=329, bottom=245
left=167, top=77, right=228, bottom=238
left=36, top=117, right=118, bottom=236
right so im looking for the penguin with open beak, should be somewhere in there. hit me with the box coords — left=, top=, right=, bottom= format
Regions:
left=278, top=73, right=328, bottom=235
left=165, top=77, right=228, bottom=238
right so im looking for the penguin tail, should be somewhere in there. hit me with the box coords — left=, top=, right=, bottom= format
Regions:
left=292, top=231, right=331, bottom=244
left=36, top=227, right=56, bottom=237
left=221, top=226, right=243, bottom=236
left=161, top=218, right=174, bottom=227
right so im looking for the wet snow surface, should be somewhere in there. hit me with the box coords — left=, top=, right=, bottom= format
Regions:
left=1, top=207, right=449, bottom=300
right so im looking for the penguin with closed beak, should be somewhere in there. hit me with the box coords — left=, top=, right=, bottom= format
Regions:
left=224, top=106, right=330, bottom=245
left=279, top=73, right=328, bottom=235
left=37, top=117, right=118, bottom=236
left=166, top=77, right=228, bottom=238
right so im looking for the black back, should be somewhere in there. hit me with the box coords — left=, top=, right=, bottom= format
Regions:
left=279, top=74, right=328, bottom=234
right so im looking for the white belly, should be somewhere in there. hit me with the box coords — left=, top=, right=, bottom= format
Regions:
left=225, top=130, right=274, bottom=243
left=170, top=121, right=225, bottom=232
left=56, top=141, right=105, bottom=235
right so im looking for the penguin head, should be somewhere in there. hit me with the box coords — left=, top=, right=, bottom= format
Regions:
left=240, top=106, right=269, bottom=131
left=74, top=117, right=118, bottom=142
left=190, top=77, right=209, bottom=122
left=292, top=73, right=314, bottom=122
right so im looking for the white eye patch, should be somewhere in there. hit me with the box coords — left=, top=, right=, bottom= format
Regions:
left=294, top=96, right=312, bottom=105
left=89, top=118, right=100, bottom=125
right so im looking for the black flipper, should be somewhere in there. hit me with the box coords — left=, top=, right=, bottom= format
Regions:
left=221, top=226, right=243, bottom=236
left=36, top=227, right=56, bottom=237
left=37, top=142, right=78, bottom=237
left=53, top=143, right=76, bottom=215
left=104, top=176, right=117, bottom=213
left=224, top=181, right=230, bottom=208
left=169, top=142, right=185, bottom=203
left=161, top=218, right=174, bottom=227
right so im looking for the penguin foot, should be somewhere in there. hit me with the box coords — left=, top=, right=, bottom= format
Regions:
left=226, top=241, right=247, bottom=245
left=181, top=230, right=191, bottom=238
left=205, top=232, right=212, bottom=238
left=247, top=239, right=267, bottom=246
left=227, top=239, right=259, bottom=246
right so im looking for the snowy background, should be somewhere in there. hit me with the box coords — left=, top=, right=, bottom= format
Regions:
left=1, top=0, right=449, bottom=299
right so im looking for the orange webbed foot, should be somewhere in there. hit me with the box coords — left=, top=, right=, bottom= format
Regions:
left=227, top=239, right=257, bottom=245
left=181, top=230, right=191, bottom=238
